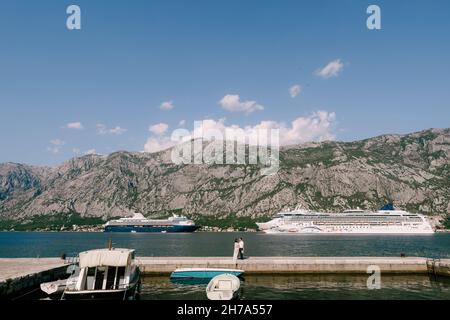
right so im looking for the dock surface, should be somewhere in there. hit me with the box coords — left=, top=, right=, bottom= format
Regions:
left=0, top=258, right=64, bottom=282
left=1, top=256, right=449, bottom=298
left=136, top=256, right=437, bottom=274
left=0, top=258, right=66, bottom=298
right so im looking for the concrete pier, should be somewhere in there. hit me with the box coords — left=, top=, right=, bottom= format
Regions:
left=0, top=258, right=66, bottom=299
left=136, top=256, right=434, bottom=275
left=1, top=256, right=449, bottom=298
left=429, top=259, right=450, bottom=277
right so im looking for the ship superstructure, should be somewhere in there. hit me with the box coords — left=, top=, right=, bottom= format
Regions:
left=256, top=205, right=434, bottom=234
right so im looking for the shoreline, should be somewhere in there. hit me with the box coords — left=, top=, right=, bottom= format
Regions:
left=0, top=229, right=258, bottom=233
left=1, top=229, right=450, bottom=233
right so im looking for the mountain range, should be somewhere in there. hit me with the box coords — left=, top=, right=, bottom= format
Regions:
left=1, top=128, right=449, bottom=229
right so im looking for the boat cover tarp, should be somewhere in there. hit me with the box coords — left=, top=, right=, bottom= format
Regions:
left=79, top=249, right=134, bottom=268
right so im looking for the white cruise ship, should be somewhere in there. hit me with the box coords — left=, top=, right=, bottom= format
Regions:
left=256, top=204, right=434, bottom=234
left=104, top=213, right=199, bottom=233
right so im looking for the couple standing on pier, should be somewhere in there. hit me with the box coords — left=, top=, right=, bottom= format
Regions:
left=233, top=238, right=245, bottom=261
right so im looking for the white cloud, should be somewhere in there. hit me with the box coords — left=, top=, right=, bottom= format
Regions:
left=271, top=111, right=336, bottom=145
left=219, top=94, right=264, bottom=114
left=97, top=123, right=127, bottom=135
left=109, top=126, right=127, bottom=135
left=179, top=120, right=186, bottom=126
left=72, top=148, right=81, bottom=155
left=159, top=101, right=174, bottom=110
left=96, top=124, right=107, bottom=135
left=315, top=59, right=344, bottom=78
left=47, top=139, right=65, bottom=154
left=47, top=147, right=60, bottom=154
left=142, top=111, right=337, bottom=153
left=64, top=122, right=84, bottom=130
left=50, top=139, right=65, bottom=146
left=188, top=112, right=336, bottom=146
left=84, top=149, right=97, bottom=155
left=144, top=137, right=175, bottom=153
left=289, top=85, right=302, bottom=98
left=149, top=123, right=169, bottom=135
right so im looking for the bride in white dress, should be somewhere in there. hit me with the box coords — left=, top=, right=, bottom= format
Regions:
left=232, top=239, right=239, bottom=262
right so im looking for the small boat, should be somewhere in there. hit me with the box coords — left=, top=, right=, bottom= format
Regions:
left=40, top=264, right=79, bottom=297
left=170, top=268, right=244, bottom=280
left=206, top=274, right=241, bottom=300
left=61, top=248, right=141, bottom=300
left=41, top=279, right=69, bottom=296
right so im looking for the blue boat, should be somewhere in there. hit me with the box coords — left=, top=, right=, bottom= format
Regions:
left=170, top=268, right=245, bottom=280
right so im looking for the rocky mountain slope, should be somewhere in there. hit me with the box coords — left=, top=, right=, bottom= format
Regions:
left=1, top=128, right=449, bottom=227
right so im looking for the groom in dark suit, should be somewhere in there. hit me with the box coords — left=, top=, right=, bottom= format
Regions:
left=238, top=237, right=244, bottom=259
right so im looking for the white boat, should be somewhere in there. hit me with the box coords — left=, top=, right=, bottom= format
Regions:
left=206, top=274, right=241, bottom=300
left=257, top=204, right=434, bottom=234
left=40, top=265, right=79, bottom=297
left=41, top=279, right=69, bottom=296
left=61, top=248, right=141, bottom=300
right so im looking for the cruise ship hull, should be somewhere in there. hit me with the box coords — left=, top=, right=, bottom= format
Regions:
left=260, top=228, right=434, bottom=235
left=104, top=225, right=200, bottom=233
left=257, top=207, right=434, bottom=235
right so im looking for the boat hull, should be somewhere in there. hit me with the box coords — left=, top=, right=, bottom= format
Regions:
left=261, top=230, right=435, bottom=235
left=104, top=225, right=200, bottom=233
left=62, top=281, right=141, bottom=300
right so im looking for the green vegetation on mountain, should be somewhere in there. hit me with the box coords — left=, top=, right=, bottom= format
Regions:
left=0, top=128, right=449, bottom=230
left=0, top=212, right=105, bottom=231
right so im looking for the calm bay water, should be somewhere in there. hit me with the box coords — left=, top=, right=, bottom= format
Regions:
left=3, top=232, right=450, bottom=300
left=0, top=232, right=449, bottom=258
left=142, top=274, right=450, bottom=300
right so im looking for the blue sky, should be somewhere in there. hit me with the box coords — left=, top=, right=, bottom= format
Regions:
left=0, top=0, right=449, bottom=165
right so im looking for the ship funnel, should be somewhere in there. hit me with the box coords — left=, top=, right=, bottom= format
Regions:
left=379, top=203, right=395, bottom=211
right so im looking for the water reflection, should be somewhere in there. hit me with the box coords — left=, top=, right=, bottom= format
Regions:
left=141, top=274, right=450, bottom=300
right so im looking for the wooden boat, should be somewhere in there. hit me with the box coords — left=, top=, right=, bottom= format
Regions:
left=40, top=264, right=79, bottom=297
left=206, top=274, right=241, bottom=300
left=170, top=268, right=244, bottom=280
left=61, top=248, right=141, bottom=300
left=41, top=279, right=70, bottom=296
